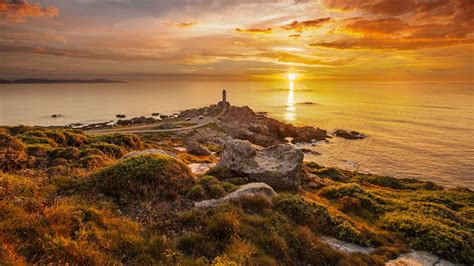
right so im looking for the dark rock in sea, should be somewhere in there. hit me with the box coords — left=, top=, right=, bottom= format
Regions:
left=333, top=129, right=367, bottom=140
left=151, top=113, right=160, bottom=116
left=51, top=114, right=61, bottom=118
left=298, top=102, right=317, bottom=105
left=299, top=148, right=321, bottom=155
left=217, top=139, right=303, bottom=190
left=116, top=114, right=126, bottom=118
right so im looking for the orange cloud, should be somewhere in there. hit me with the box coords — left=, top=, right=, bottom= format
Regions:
left=343, top=18, right=408, bottom=36
left=310, top=37, right=474, bottom=50
left=0, top=0, right=59, bottom=23
left=282, top=18, right=331, bottom=32
left=236, top=27, right=272, bottom=34
left=176, top=21, right=198, bottom=28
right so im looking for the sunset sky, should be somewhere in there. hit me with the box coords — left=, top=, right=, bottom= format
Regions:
left=0, top=0, right=473, bottom=80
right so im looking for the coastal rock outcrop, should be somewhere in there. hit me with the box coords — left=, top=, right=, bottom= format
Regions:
left=217, top=106, right=327, bottom=146
left=333, top=129, right=366, bottom=140
left=116, top=116, right=157, bottom=126
left=194, top=182, right=277, bottom=208
left=217, top=139, right=303, bottom=190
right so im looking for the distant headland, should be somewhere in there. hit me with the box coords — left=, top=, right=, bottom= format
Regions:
left=0, top=78, right=126, bottom=84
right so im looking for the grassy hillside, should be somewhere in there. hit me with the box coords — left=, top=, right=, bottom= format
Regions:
left=0, top=126, right=472, bottom=265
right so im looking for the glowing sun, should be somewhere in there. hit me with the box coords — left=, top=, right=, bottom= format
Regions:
left=287, top=73, right=298, bottom=81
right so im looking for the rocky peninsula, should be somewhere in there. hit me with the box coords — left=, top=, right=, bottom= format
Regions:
left=0, top=102, right=472, bottom=265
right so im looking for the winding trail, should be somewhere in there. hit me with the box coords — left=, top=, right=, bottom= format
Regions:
left=87, top=105, right=227, bottom=135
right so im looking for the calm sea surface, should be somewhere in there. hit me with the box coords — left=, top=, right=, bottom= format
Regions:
left=1, top=80, right=473, bottom=188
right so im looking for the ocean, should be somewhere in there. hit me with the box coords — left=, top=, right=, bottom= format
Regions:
left=1, top=80, right=473, bottom=188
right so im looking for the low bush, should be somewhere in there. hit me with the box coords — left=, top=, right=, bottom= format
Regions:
left=92, top=133, right=143, bottom=150
left=89, top=142, right=125, bottom=159
left=49, top=147, right=81, bottom=160
left=205, top=166, right=236, bottom=180
left=381, top=210, right=473, bottom=264
left=92, top=154, right=194, bottom=203
left=73, top=155, right=109, bottom=169
left=25, top=144, right=52, bottom=157
left=274, top=195, right=369, bottom=246
left=187, top=176, right=237, bottom=200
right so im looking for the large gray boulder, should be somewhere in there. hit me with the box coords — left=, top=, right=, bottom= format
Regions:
left=217, top=139, right=303, bottom=190
left=194, top=182, right=277, bottom=208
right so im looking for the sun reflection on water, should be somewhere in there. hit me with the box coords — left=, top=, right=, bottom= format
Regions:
left=285, top=81, right=295, bottom=121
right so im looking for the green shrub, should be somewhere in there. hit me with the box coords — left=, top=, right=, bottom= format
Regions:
left=92, top=154, right=194, bottom=203
left=92, top=133, right=143, bottom=150
left=358, top=175, right=405, bottom=189
left=25, top=144, right=52, bottom=157
left=63, top=131, right=88, bottom=147
left=381, top=211, right=473, bottom=264
left=187, top=176, right=237, bottom=201
left=79, top=148, right=106, bottom=157
left=44, top=130, right=67, bottom=145
left=0, top=132, right=27, bottom=171
left=274, top=195, right=368, bottom=246
left=89, top=142, right=125, bottom=159
left=73, top=155, right=109, bottom=169
left=205, top=167, right=236, bottom=180
left=49, top=147, right=81, bottom=160
left=177, top=232, right=216, bottom=258
left=207, top=212, right=240, bottom=241
left=232, top=195, right=273, bottom=214
left=320, top=183, right=386, bottom=214
left=312, top=167, right=351, bottom=182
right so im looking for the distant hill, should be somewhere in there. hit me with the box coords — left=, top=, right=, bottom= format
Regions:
left=0, top=79, right=126, bottom=84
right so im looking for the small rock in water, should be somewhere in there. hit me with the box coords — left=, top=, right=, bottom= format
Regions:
left=333, top=129, right=366, bottom=140
left=116, top=114, right=126, bottom=118
left=151, top=112, right=160, bottom=116
left=51, top=114, right=61, bottom=118
left=299, top=148, right=321, bottom=155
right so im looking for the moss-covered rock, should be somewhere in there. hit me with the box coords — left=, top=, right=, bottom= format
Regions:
left=92, top=154, right=194, bottom=203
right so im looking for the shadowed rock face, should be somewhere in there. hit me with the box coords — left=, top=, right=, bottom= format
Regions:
left=217, top=139, right=303, bottom=190
left=194, top=182, right=277, bottom=208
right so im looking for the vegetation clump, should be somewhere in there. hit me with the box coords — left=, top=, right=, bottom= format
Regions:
left=187, top=175, right=237, bottom=200
left=92, top=154, right=194, bottom=203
